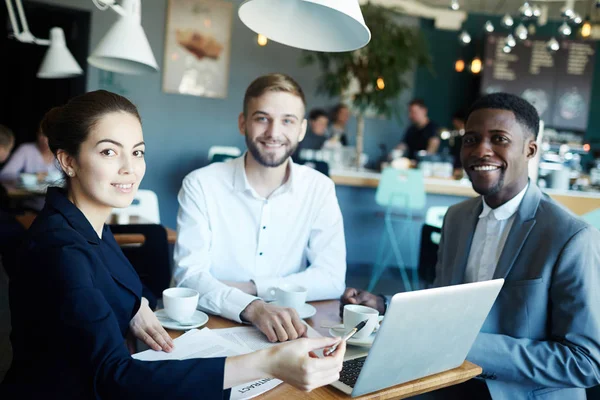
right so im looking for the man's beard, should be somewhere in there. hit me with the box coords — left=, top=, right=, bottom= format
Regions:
left=245, top=133, right=298, bottom=168
left=469, top=169, right=505, bottom=198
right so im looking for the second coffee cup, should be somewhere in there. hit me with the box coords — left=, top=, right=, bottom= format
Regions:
left=343, top=304, right=383, bottom=340
left=268, top=284, right=307, bottom=312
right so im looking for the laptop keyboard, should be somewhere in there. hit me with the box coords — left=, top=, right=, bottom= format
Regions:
left=339, top=356, right=367, bottom=388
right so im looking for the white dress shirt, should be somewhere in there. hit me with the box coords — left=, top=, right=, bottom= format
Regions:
left=173, top=155, right=346, bottom=322
left=465, top=184, right=529, bottom=283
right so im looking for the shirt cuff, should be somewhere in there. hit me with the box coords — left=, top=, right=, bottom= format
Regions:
left=253, top=277, right=282, bottom=301
left=220, top=289, right=259, bottom=323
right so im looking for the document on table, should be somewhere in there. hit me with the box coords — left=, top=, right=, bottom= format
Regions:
left=133, top=325, right=322, bottom=400
left=214, top=324, right=322, bottom=351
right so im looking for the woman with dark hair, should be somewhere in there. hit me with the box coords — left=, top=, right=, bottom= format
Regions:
left=326, top=104, right=349, bottom=147
left=3, top=90, right=344, bottom=399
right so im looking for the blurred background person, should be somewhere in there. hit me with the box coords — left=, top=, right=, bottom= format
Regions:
left=396, top=99, right=440, bottom=161
left=0, top=125, right=62, bottom=183
left=294, top=108, right=329, bottom=158
left=0, top=125, right=15, bottom=165
left=325, top=103, right=349, bottom=147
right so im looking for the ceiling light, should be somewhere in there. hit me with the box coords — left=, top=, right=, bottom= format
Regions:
left=559, top=21, right=572, bottom=36
left=238, top=0, right=371, bottom=52
left=501, top=14, right=514, bottom=28
left=547, top=37, right=560, bottom=52
left=515, top=23, right=528, bottom=40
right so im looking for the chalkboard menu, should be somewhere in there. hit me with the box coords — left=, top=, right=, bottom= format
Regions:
left=481, top=34, right=596, bottom=132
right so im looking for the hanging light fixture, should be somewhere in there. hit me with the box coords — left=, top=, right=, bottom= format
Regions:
left=484, top=20, right=495, bottom=33
left=506, top=34, right=517, bottom=48
left=515, top=23, right=528, bottom=40
left=559, top=21, right=572, bottom=36
left=455, top=59, right=465, bottom=72
left=519, top=2, right=533, bottom=18
left=547, top=37, right=560, bottom=52
left=561, top=5, right=575, bottom=20
left=88, top=0, right=158, bottom=74
left=257, top=34, right=268, bottom=46
left=37, top=27, right=84, bottom=78
left=5, top=0, right=82, bottom=79
left=449, top=0, right=460, bottom=11
left=238, top=0, right=371, bottom=52
left=501, top=14, right=515, bottom=28
left=532, top=5, right=542, bottom=18
left=573, top=14, right=583, bottom=24
left=503, top=44, right=512, bottom=53
left=376, top=77, right=385, bottom=90
left=458, top=30, right=471, bottom=45
left=581, top=17, right=592, bottom=37
left=470, top=57, right=482, bottom=74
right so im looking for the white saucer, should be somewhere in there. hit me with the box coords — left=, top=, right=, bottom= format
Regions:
left=329, top=326, right=376, bottom=347
left=269, top=302, right=317, bottom=319
left=155, top=309, right=209, bottom=331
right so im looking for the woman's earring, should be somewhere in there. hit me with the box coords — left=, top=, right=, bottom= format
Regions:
left=69, top=171, right=74, bottom=177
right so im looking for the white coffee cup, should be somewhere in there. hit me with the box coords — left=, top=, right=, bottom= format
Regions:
left=162, top=288, right=199, bottom=323
left=268, top=284, right=307, bottom=311
left=343, top=304, right=383, bottom=340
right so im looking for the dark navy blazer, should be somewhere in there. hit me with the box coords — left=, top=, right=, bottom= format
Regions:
left=4, top=188, right=228, bottom=399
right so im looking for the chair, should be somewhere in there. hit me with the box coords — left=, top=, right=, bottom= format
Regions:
left=111, top=189, right=160, bottom=224
left=581, top=208, right=600, bottom=231
left=368, top=168, right=426, bottom=293
left=417, top=224, right=442, bottom=287
left=109, top=224, right=171, bottom=304
left=207, top=146, right=241, bottom=163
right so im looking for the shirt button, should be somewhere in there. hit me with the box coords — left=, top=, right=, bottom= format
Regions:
left=262, top=226, right=266, bottom=230
left=259, top=252, right=263, bottom=256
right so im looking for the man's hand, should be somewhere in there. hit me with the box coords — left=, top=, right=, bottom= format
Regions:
left=340, top=288, right=385, bottom=316
left=241, top=300, right=307, bottom=342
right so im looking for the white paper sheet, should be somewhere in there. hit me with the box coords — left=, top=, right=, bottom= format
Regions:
left=132, top=327, right=325, bottom=399
left=214, top=324, right=322, bottom=352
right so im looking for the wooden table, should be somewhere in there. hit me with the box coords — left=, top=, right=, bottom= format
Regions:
left=167, top=300, right=482, bottom=400
left=113, top=228, right=177, bottom=245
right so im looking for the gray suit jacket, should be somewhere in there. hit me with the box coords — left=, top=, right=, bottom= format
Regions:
left=433, top=184, right=600, bottom=399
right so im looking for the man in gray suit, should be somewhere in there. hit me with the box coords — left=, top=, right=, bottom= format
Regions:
left=342, top=93, right=600, bottom=399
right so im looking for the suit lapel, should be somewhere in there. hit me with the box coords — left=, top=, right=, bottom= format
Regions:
left=101, top=228, right=143, bottom=299
left=493, top=184, right=541, bottom=280
left=451, top=198, right=482, bottom=285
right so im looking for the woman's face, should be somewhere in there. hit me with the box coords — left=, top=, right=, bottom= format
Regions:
left=68, top=112, right=146, bottom=211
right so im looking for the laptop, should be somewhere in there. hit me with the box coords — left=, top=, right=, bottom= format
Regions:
left=330, top=279, right=504, bottom=397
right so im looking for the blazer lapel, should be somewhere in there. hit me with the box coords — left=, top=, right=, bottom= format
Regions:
left=451, top=198, right=482, bottom=285
left=493, top=184, right=541, bottom=280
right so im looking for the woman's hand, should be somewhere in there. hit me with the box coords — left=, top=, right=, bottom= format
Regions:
left=129, top=297, right=174, bottom=352
left=267, top=336, right=346, bottom=391
left=224, top=336, right=345, bottom=391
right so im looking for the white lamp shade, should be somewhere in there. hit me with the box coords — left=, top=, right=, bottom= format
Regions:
left=238, top=0, right=371, bottom=52
left=37, top=27, right=83, bottom=79
left=88, top=5, right=158, bottom=74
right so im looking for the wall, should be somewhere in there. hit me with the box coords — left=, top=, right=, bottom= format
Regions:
left=414, top=13, right=600, bottom=150
left=33, top=0, right=418, bottom=228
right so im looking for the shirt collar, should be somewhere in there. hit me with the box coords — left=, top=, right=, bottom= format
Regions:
left=479, top=183, right=529, bottom=221
left=232, top=152, right=295, bottom=198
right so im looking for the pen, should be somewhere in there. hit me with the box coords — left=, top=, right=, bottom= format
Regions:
left=324, top=320, right=367, bottom=356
